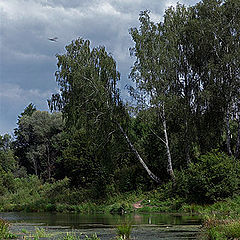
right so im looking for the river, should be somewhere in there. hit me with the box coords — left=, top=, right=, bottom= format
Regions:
left=0, top=212, right=202, bottom=239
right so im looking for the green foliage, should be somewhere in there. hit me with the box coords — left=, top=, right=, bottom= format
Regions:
left=0, top=169, right=15, bottom=195
left=174, top=151, right=240, bottom=203
left=62, top=233, right=100, bottom=240
left=0, top=135, right=17, bottom=173
left=0, top=218, right=10, bottom=239
left=0, top=134, right=18, bottom=196
left=1, top=0, right=240, bottom=218
left=62, top=232, right=81, bottom=240
left=204, top=218, right=240, bottom=240
left=48, top=37, right=130, bottom=196
left=20, top=227, right=49, bottom=240
left=108, top=202, right=133, bottom=214
left=21, top=228, right=29, bottom=234
left=84, top=233, right=101, bottom=240
left=0, top=218, right=16, bottom=239
left=14, top=109, right=64, bottom=180
left=33, top=227, right=49, bottom=239
left=41, top=177, right=70, bottom=203
left=116, top=223, right=132, bottom=240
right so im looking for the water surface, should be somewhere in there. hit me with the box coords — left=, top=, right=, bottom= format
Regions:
left=0, top=212, right=202, bottom=239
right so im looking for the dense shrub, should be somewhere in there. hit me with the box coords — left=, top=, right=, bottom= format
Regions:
left=0, top=168, right=15, bottom=195
left=41, top=177, right=70, bottom=203
left=174, top=150, right=240, bottom=203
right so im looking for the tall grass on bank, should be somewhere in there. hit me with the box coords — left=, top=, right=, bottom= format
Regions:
left=0, top=218, right=10, bottom=239
left=202, top=217, right=240, bottom=240
left=0, top=218, right=16, bottom=239
left=179, top=195, right=240, bottom=216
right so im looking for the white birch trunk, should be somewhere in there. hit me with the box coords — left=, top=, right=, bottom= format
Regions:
left=226, top=106, right=232, bottom=156
left=116, top=122, right=161, bottom=184
left=161, top=103, right=175, bottom=181
left=235, top=111, right=240, bottom=158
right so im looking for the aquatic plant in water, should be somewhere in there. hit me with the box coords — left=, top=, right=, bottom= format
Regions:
left=62, top=232, right=100, bottom=240
left=116, top=223, right=132, bottom=239
left=62, top=232, right=81, bottom=240
left=84, top=233, right=101, bottom=240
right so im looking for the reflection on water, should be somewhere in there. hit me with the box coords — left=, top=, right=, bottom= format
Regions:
left=0, top=212, right=201, bottom=228
left=0, top=212, right=202, bottom=239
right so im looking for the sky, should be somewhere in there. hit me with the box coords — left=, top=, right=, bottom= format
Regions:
left=0, top=0, right=199, bottom=136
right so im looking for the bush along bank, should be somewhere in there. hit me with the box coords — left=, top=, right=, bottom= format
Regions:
left=1, top=150, right=240, bottom=240
left=0, top=175, right=141, bottom=214
left=1, top=152, right=240, bottom=215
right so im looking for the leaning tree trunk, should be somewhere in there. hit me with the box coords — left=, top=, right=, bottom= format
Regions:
left=226, top=106, right=233, bottom=156
left=116, top=122, right=161, bottom=184
left=161, top=103, right=175, bottom=181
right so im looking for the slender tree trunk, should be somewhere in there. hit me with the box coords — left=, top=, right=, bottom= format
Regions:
left=161, top=104, right=175, bottom=181
left=46, top=144, right=51, bottom=180
left=184, top=73, right=191, bottom=166
left=235, top=111, right=240, bottom=158
left=116, top=122, right=161, bottom=184
left=185, top=119, right=191, bottom=165
left=33, top=158, right=38, bottom=176
left=226, top=106, right=232, bottom=156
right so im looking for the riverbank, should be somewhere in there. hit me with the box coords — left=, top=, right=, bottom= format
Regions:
left=2, top=191, right=240, bottom=216
left=1, top=176, right=240, bottom=239
left=1, top=195, right=240, bottom=240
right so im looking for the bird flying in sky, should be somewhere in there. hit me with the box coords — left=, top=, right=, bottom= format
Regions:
left=48, top=37, right=58, bottom=42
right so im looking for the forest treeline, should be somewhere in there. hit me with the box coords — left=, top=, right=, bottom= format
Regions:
left=1, top=0, right=240, bottom=207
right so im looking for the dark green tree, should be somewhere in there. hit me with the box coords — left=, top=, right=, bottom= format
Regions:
left=14, top=109, right=64, bottom=180
left=0, top=134, right=17, bottom=194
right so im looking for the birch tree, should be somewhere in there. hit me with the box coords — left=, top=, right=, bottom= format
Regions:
left=48, top=38, right=161, bottom=184
left=129, top=11, right=176, bottom=181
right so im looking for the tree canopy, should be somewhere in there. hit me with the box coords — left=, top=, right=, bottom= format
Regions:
left=5, top=0, right=240, bottom=201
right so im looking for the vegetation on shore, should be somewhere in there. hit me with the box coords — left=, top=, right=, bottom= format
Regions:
left=0, top=0, right=239, bottom=239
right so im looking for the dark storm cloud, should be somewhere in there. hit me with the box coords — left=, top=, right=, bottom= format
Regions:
left=0, top=0, right=199, bottom=135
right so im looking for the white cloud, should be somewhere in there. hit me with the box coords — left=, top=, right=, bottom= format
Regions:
left=0, top=83, right=52, bottom=104
left=0, top=83, right=53, bottom=135
left=94, top=2, right=120, bottom=16
left=0, top=0, right=200, bottom=134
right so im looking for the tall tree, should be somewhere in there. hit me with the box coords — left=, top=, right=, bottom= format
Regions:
left=49, top=38, right=161, bottom=185
left=129, top=11, right=176, bottom=181
left=191, top=0, right=240, bottom=155
left=129, top=0, right=240, bottom=179
left=14, top=110, right=64, bottom=180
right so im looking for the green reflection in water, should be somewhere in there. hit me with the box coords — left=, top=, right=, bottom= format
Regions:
left=1, top=212, right=202, bottom=239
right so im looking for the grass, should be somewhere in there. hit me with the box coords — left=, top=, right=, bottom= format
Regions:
left=62, top=232, right=101, bottom=240
left=202, top=217, right=240, bottom=240
left=2, top=175, right=240, bottom=240
left=2, top=185, right=240, bottom=216
left=62, top=232, right=81, bottom=240
left=179, top=195, right=240, bottom=216
left=0, top=218, right=16, bottom=239
left=0, top=218, right=10, bottom=239
left=22, top=227, right=50, bottom=240
left=116, top=223, right=132, bottom=239
left=84, top=233, right=101, bottom=240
